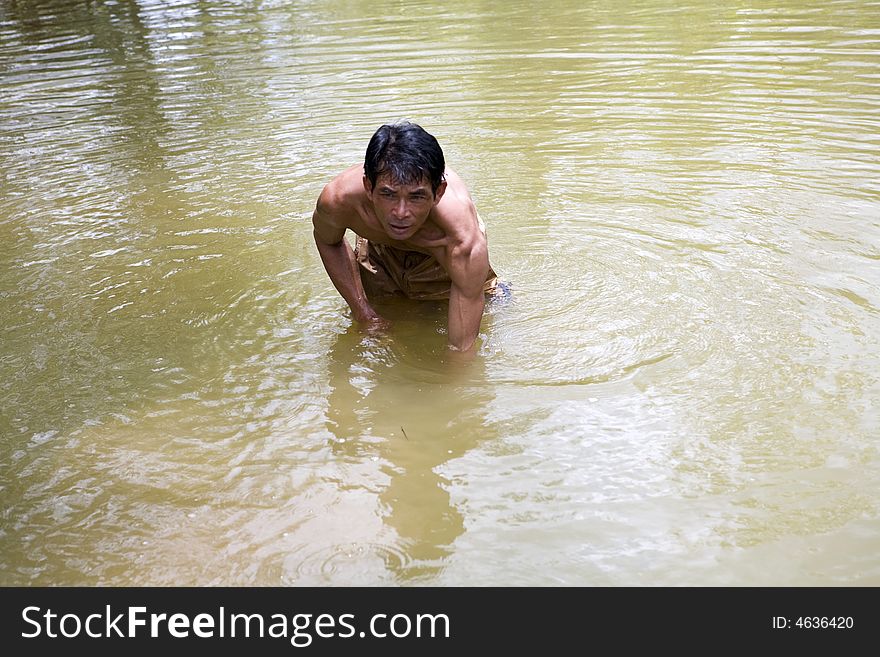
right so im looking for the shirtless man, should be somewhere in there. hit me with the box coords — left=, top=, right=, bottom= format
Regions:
left=312, top=122, right=499, bottom=353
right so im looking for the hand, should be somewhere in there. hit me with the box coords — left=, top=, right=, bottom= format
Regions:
left=360, top=315, right=391, bottom=333
left=446, top=341, right=478, bottom=366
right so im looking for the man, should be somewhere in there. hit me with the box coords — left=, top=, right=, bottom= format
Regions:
left=312, top=122, right=500, bottom=353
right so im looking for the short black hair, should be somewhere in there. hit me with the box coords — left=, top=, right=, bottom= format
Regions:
left=364, top=121, right=445, bottom=194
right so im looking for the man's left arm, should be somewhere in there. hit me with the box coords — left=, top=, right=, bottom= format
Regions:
left=447, top=238, right=489, bottom=352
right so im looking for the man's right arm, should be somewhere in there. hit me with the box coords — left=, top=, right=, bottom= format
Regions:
left=312, top=189, right=387, bottom=327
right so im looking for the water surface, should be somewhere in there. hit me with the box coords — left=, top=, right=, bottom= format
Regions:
left=1, top=0, right=879, bottom=585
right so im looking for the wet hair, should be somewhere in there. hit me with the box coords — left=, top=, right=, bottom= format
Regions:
left=364, top=121, right=446, bottom=194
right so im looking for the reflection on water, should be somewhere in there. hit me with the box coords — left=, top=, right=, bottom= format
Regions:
left=1, top=0, right=879, bottom=585
left=322, top=323, right=494, bottom=582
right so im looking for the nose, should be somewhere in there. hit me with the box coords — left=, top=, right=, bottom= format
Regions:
left=392, top=199, right=409, bottom=219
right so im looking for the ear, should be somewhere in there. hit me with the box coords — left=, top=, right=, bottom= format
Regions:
left=433, top=179, right=447, bottom=204
left=363, top=175, right=373, bottom=194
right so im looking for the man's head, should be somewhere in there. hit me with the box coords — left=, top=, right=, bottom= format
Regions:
left=364, top=121, right=446, bottom=194
left=363, top=122, right=447, bottom=240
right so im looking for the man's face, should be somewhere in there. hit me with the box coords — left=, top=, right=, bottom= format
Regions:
left=364, top=173, right=445, bottom=240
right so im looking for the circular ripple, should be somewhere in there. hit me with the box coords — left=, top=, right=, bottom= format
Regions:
left=285, top=542, right=414, bottom=586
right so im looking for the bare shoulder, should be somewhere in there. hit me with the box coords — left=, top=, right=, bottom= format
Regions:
left=316, top=164, right=363, bottom=215
left=435, top=168, right=482, bottom=245
left=442, top=167, right=475, bottom=205
left=313, top=164, right=363, bottom=243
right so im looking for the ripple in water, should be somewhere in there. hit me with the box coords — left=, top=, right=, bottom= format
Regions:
left=285, top=542, right=417, bottom=586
